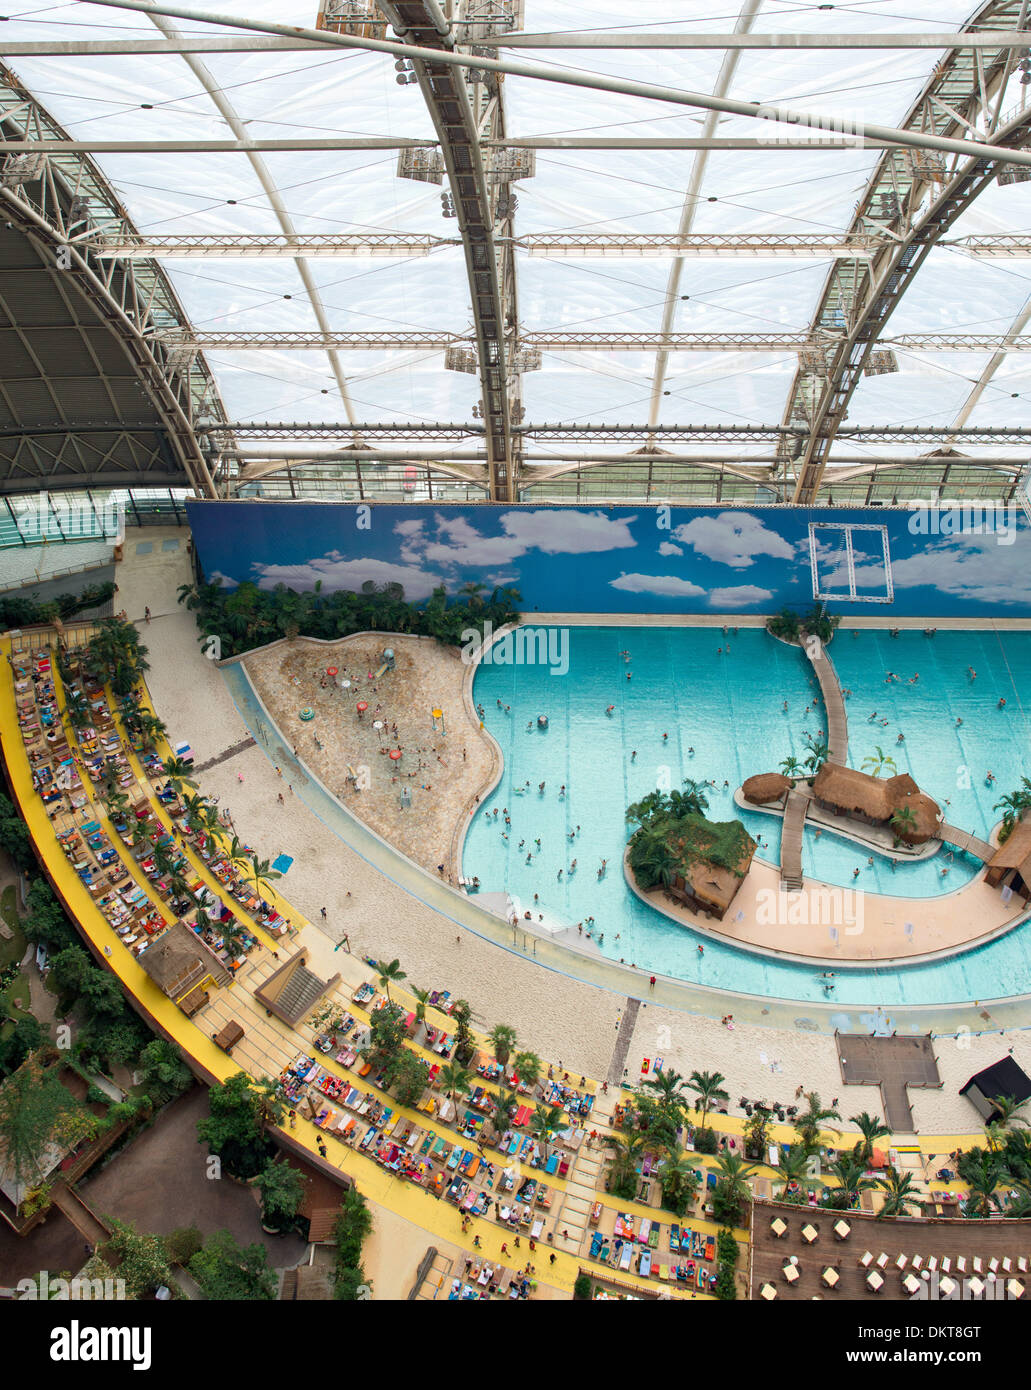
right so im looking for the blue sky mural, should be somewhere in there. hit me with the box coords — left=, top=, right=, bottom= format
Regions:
left=186, top=501, right=1031, bottom=618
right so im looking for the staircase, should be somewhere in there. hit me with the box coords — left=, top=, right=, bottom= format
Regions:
left=276, top=966, right=328, bottom=1021
left=779, top=789, right=808, bottom=891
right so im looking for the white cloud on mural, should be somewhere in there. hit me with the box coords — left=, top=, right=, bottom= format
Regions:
left=672, top=512, right=796, bottom=570
left=395, top=508, right=638, bottom=569
left=708, top=585, right=775, bottom=607
left=657, top=541, right=684, bottom=556
left=609, top=572, right=707, bottom=597
left=251, top=555, right=445, bottom=600
left=890, top=537, right=1031, bottom=605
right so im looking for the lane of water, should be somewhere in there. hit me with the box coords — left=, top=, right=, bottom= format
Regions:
left=464, top=627, right=1031, bottom=1005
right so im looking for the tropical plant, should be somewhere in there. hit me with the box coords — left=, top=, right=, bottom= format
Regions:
left=136, top=1039, right=192, bottom=1105
left=450, top=999, right=475, bottom=1066
left=488, top=1023, right=517, bottom=1066
left=438, top=1060, right=473, bottom=1108
left=889, top=805, right=917, bottom=845
left=256, top=1159, right=306, bottom=1229
left=161, top=756, right=197, bottom=796
left=657, top=1146, right=701, bottom=1217
left=850, top=1111, right=890, bottom=1165
left=492, top=1089, right=519, bottom=1137
left=688, top=1069, right=729, bottom=1134
left=793, top=1091, right=840, bottom=1153
left=710, top=1153, right=755, bottom=1227
left=604, top=1132, right=646, bottom=1201
left=247, top=856, right=282, bottom=898
left=383, top=1050, right=429, bottom=1108
left=331, top=1186, right=373, bottom=1301
left=822, top=1157, right=875, bottom=1211
left=862, top=746, right=897, bottom=777
left=802, top=740, right=830, bottom=775
left=411, top=987, right=431, bottom=1030
left=374, top=958, right=406, bottom=1005
left=875, top=1166, right=919, bottom=1218
left=779, top=756, right=802, bottom=780
left=529, top=1104, right=567, bottom=1159
left=189, top=1229, right=276, bottom=1300
left=957, top=1148, right=1006, bottom=1218
left=776, top=1144, right=811, bottom=1202
left=511, top=1050, right=541, bottom=1093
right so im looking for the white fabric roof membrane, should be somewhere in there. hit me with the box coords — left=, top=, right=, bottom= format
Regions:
left=3, top=0, right=1031, bottom=471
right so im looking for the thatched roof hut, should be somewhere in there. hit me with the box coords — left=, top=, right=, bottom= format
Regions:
left=138, top=919, right=233, bottom=1001
left=667, top=819, right=757, bottom=919
left=742, top=772, right=792, bottom=805
left=985, top=817, right=1031, bottom=901
left=811, top=762, right=940, bottom=843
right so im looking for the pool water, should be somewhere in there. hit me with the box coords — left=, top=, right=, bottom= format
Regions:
left=464, top=627, right=1031, bottom=1005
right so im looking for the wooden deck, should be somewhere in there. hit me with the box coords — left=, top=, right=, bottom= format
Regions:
left=780, top=788, right=808, bottom=891
left=803, top=639, right=849, bottom=764
left=938, top=822, right=995, bottom=862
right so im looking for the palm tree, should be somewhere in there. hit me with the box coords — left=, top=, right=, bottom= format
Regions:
left=889, top=805, right=917, bottom=845
left=459, top=580, right=487, bottom=611
left=374, top=958, right=407, bottom=1005
left=224, top=834, right=250, bottom=867
left=672, top=778, right=710, bottom=817
left=803, top=740, right=829, bottom=775
left=793, top=1091, right=840, bottom=1153
left=688, top=1069, right=729, bottom=1133
left=511, top=1050, right=541, bottom=1093
left=987, top=1094, right=1030, bottom=1132
left=994, top=791, right=1031, bottom=836
left=1002, top=1186, right=1031, bottom=1218
left=253, top=1077, right=286, bottom=1136
left=604, top=1132, right=646, bottom=1199
left=875, top=1166, right=919, bottom=1219
left=247, top=856, right=282, bottom=898
left=824, top=1157, right=875, bottom=1211
left=712, top=1152, right=756, bottom=1224
left=862, top=746, right=897, bottom=777
left=488, top=1024, right=517, bottom=1067
left=779, top=755, right=802, bottom=780
left=412, top=987, right=431, bottom=1031
left=182, top=794, right=209, bottom=832
left=161, top=756, right=197, bottom=796
left=438, top=1061, right=472, bottom=1109
left=777, top=1144, right=811, bottom=1201
left=102, top=790, right=132, bottom=824
left=658, top=1146, right=701, bottom=1217
left=627, top=825, right=675, bottom=891
left=642, top=1068, right=689, bottom=1142
left=492, top=1089, right=518, bottom=1137
left=958, top=1149, right=1006, bottom=1218
left=850, top=1111, right=890, bottom=1165
left=529, top=1105, right=567, bottom=1160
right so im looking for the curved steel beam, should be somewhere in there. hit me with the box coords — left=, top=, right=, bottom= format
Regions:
left=378, top=0, right=513, bottom=501
left=943, top=294, right=1031, bottom=444
left=784, top=0, right=1031, bottom=503
left=145, top=11, right=364, bottom=452
left=0, top=64, right=227, bottom=495
left=645, top=0, right=763, bottom=440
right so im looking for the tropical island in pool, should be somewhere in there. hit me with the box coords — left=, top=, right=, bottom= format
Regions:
left=625, top=780, right=757, bottom=921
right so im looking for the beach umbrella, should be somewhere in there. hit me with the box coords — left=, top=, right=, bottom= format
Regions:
left=356, top=701, right=368, bottom=718
left=389, top=749, right=403, bottom=764
left=326, top=666, right=338, bottom=677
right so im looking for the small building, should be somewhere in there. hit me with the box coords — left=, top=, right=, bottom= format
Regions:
left=960, top=1057, right=1031, bottom=1124
left=742, top=772, right=793, bottom=806
left=137, top=919, right=233, bottom=1014
left=984, top=818, right=1031, bottom=903
left=664, top=817, right=757, bottom=921
left=811, top=762, right=940, bottom=844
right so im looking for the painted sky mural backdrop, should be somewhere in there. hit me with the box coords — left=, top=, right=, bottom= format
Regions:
left=186, top=501, right=1031, bottom=617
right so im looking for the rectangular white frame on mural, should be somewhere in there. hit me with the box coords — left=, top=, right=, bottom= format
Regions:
left=808, top=522, right=894, bottom=604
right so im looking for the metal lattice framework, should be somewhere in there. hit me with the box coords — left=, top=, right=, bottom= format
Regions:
left=783, top=0, right=1031, bottom=503
left=365, top=0, right=519, bottom=500
left=4, top=3, right=1031, bottom=504
left=0, top=64, right=226, bottom=496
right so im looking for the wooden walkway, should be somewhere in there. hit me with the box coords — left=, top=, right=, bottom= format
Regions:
left=779, top=789, right=808, bottom=891
left=938, top=822, right=995, bottom=862
left=802, top=638, right=848, bottom=764
left=50, top=1184, right=111, bottom=1249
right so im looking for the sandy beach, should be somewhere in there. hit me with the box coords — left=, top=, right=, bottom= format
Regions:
left=124, top=529, right=1031, bottom=1140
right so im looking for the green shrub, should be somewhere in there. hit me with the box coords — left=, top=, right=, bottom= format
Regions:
left=573, top=1273, right=593, bottom=1301
left=164, top=1225, right=203, bottom=1265
left=694, top=1126, right=718, bottom=1155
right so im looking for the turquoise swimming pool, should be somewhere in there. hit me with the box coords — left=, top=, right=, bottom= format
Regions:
left=464, top=627, right=1031, bottom=1006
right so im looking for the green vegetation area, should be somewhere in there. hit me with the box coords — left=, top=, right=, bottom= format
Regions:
left=177, top=574, right=521, bottom=658
left=625, top=780, right=754, bottom=891
left=0, top=580, right=116, bottom=631
left=766, top=604, right=841, bottom=645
